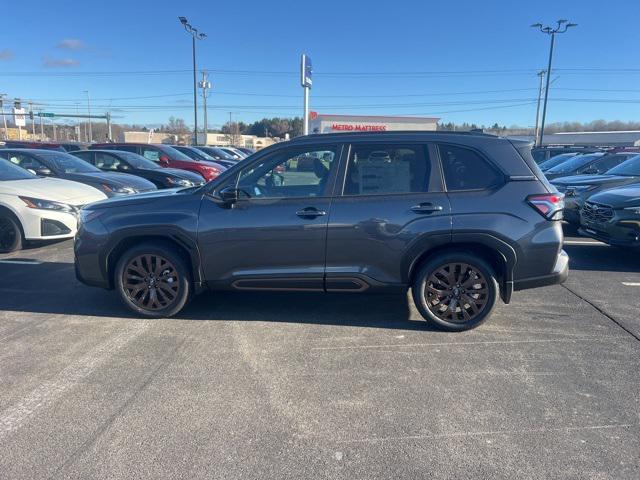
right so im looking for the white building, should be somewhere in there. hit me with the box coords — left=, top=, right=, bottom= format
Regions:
left=309, top=113, right=440, bottom=134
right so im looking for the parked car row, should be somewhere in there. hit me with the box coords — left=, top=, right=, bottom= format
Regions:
left=540, top=150, right=640, bottom=249
left=0, top=141, right=254, bottom=253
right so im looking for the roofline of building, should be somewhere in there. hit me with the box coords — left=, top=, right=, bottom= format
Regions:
left=311, top=113, right=440, bottom=121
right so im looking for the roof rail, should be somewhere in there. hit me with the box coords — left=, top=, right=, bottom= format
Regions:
left=289, top=130, right=498, bottom=142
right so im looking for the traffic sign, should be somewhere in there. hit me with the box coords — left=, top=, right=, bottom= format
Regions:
left=38, top=112, right=55, bottom=118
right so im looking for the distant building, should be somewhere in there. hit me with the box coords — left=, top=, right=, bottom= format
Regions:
left=196, top=132, right=277, bottom=150
left=511, top=131, right=640, bottom=147
left=119, top=131, right=183, bottom=144
left=309, top=113, right=440, bottom=134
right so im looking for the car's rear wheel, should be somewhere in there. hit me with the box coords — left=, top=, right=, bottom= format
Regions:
left=115, top=243, right=191, bottom=318
left=0, top=215, right=23, bottom=253
left=412, top=252, right=499, bottom=331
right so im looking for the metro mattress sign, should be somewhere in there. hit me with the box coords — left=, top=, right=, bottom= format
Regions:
left=331, top=124, right=387, bottom=132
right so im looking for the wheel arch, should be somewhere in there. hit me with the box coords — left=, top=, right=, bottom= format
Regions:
left=105, top=233, right=203, bottom=291
left=0, top=204, right=25, bottom=236
left=406, top=234, right=517, bottom=304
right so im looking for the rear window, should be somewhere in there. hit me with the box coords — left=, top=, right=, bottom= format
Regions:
left=439, top=144, right=502, bottom=191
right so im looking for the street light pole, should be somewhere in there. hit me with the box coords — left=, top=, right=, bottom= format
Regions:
left=0, top=94, right=8, bottom=140
left=531, top=20, right=577, bottom=146
left=534, top=70, right=546, bottom=146
left=84, top=90, right=92, bottom=143
left=178, top=16, right=206, bottom=146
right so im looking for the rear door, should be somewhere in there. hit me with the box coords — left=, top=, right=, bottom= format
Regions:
left=325, top=142, right=451, bottom=290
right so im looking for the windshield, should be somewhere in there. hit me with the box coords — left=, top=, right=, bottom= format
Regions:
left=539, top=153, right=577, bottom=171
left=606, top=155, right=640, bottom=176
left=117, top=151, right=162, bottom=170
left=39, top=151, right=102, bottom=173
left=546, top=153, right=602, bottom=174
left=158, top=145, right=194, bottom=161
left=0, top=160, right=37, bottom=180
left=199, top=147, right=235, bottom=160
left=186, top=147, right=215, bottom=160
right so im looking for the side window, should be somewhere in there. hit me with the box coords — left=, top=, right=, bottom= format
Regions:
left=343, top=144, right=431, bottom=195
left=597, top=155, right=627, bottom=173
left=95, top=153, right=121, bottom=170
left=8, top=153, right=46, bottom=171
left=141, top=148, right=160, bottom=162
left=74, top=152, right=95, bottom=165
left=237, top=146, right=338, bottom=198
left=439, top=144, right=502, bottom=191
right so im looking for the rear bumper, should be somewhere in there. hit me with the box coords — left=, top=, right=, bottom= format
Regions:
left=513, top=249, right=569, bottom=291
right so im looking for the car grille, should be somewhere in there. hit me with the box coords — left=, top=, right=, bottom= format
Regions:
left=582, top=201, right=614, bottom=223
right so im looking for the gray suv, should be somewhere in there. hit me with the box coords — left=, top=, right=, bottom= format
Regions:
left=75, top=131, right=568, bottom=331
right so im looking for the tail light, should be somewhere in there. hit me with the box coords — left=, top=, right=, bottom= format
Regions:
left=527, top=193, right=564, bottom=220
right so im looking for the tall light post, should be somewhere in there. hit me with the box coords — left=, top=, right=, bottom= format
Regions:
left=84, top=90, right=92, bottom=143
left=178, top=16, right=206, bottom=145
left=531, top=20, right=577, bottom=146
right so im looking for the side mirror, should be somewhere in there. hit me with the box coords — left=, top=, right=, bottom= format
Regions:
left=218, top=186, right=240, bottom=204
left=36, top=168, right=52, bottom=176
left=159, top=155, right=170, bottom=166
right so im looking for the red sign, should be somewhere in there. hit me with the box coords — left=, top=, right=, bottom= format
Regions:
left=331, top=123, right=387, bottom=132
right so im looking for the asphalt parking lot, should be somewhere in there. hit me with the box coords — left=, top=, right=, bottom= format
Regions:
left=0, top=228, right=639, bottom=479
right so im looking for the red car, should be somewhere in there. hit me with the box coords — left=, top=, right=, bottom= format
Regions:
left=90, top=143, right=223, bottom=181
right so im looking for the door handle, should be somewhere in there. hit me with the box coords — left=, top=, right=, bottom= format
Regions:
left=411, top=203, right=444, bottom=214
left=296, top=207, right=327, bottom=218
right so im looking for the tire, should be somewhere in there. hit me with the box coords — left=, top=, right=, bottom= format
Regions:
left=115, top=242, right=191, bottom=318
left=0, top=215, right=23, bottom=254
left=412, top=252, right=499, bottom=331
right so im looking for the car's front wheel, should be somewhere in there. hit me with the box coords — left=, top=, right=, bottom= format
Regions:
left=115, top=243, right=191, bottom=318
left=0, top=215, right=23, bottom=254
left=412, top=252, right=499, bottom=331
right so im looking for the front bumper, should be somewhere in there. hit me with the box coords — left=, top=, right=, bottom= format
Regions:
left=513, top=249, right=569, bottom=291
left=22, top=209, right=78, bottom=241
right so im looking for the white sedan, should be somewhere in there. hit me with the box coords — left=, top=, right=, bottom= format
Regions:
left=0, top=160, right=107, bottom=253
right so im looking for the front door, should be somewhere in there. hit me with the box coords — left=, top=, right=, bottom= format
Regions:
left=325, top=142, right=451, bottom=290
left=198, top=144, right=342, bottom=290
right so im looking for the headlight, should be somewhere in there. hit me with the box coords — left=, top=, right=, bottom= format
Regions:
left=101, top=184, right=136, bottom=195
left=166, top=177, right=193, bottom=187
left=79, top=209, right=105, bottom=224
left=623, top=206, right=640, bottom=215
left=20, top=196, right=75, bottom=213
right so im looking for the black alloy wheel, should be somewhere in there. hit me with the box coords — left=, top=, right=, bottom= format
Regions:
left=123, top=254, right=180, bottom=311
left=115, top=243, right=191, bottom=317
left=412, top=252, right=498, bottom=331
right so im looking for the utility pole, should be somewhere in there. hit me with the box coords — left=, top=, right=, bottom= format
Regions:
left=178, top=16, right=207, bottom=146
left=29, top=102, right=36, bottom=139
left=39, top=111, right=44, bottom=140
left=534, top=70, right=546, bottom=146
left=0, top=94, right=8, bottom=140
left=84, top=90, right=92, bottom=143
left=199, top=71, right=212, bottom=145
left=300, top=54, right=312, bottom=135
left=229, top=111, right=233, bottom=146
left=106, top=111, right=112, bottom=142
left=531, top=20, right=577, bottom=146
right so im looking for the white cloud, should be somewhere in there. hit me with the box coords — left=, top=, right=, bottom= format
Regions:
left=57, top=38, right=85, bottom=50
left=43, top=56, right=80, bottom=68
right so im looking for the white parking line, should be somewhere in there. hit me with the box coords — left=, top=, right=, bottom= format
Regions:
left=0, top=322, right=150, bottom=439
left=621, top=282, right=640, bottom=287
left=563, top=240, right=604, bottom=246
left=0, top=259, right=43, bottom=265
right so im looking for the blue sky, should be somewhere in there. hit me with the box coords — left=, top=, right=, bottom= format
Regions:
left=1, top=0, right=639, bottom=129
